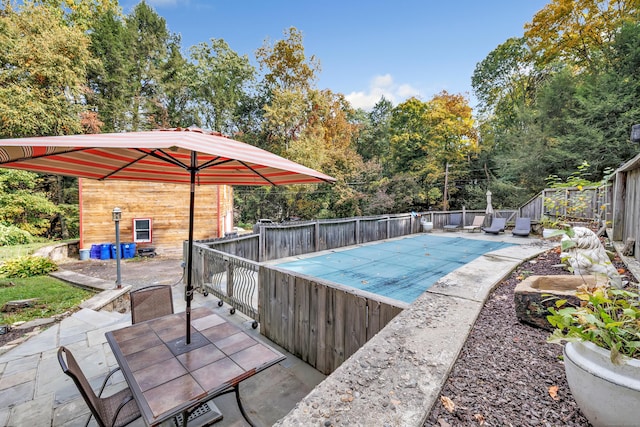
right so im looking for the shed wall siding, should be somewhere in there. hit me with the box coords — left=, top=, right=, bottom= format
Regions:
left=80, top=179, right=232, bottom=254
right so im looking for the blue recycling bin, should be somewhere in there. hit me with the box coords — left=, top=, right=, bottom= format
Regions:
left=110, top=243, right=123, bottom=259
left=90, top=244, right=101, bottom=259
left=99, top=243, right=111, bottom=260
left=122, top=243, right=136, bottom=259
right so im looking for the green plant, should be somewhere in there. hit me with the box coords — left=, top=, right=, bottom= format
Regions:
left=0, top=223, right=35, bottom=246
left=540, top=214, right=564, bottom=230
left=0, top=256, right=58, bottom=278
left=547, top=285, right=640, bottom=363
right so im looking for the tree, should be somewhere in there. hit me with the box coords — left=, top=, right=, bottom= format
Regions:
left=157, top=34, right=200, bottom=128
left=40, top=0, right=120, bottom=31
left=388, top=93, right=477, bottom=210
left=189, top=38, right=255, bottom=133
left=256, top=27, right=320, bottom=93
left=354, top=97, right=393, bottom=162
left=86, top=7, right=131, bottom=132
left=0, top=170, right=59, bottom=237
left=472, top=37, right=542, bottom=121
left=524, top=0, right=640, bottom=70
left=123, top=1, right=172, bottom=130
left=0, top=1, right=92, bottom=137
left=257, top=27, right=321, bottom=153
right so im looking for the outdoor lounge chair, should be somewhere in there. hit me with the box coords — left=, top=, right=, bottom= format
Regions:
left=443, top=213, right=462, bottom=231
left=512, top=217, right=531, bottom=237
left=58, top=346, right=141, bottom=427
left=463, top=215, right=485, bottom=232
left=482, top=217, right=506, bottom=234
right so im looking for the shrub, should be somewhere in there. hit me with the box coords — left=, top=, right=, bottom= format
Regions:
left=0, top=223, right=35, bottom=246
left=0, top=256, right=58, bottom=278
left=548, top=285, right=640, bottom=363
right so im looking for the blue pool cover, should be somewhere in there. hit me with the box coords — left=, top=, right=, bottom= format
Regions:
left=274, top=234, right=514, bottom=303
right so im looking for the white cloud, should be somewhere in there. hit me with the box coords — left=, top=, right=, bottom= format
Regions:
left=345, top=74, right=420, bottom=110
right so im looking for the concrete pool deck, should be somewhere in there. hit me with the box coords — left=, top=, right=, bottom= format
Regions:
left=0, top=231, right=557, bottom=426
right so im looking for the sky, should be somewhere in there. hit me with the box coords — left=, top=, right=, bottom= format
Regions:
left=120, top=0, right=550, bottom=110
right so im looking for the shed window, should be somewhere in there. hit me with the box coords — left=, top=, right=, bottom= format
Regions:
left=133, top=218, right=152, bottom=243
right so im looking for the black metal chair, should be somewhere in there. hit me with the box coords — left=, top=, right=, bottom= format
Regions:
left=130, top=284, right=174, bottom=324
left=58, top=346, right=141, bottom=427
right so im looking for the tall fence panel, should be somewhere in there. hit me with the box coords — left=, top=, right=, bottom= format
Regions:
left=318, top=219, right=358, bottom=251
left=624, top=170, right=640, bottom=259
left=519, top=194, right=544, bottom=221
left=258, top=265, right=405, bottom=375
left=541, top=187, right=602, bottom=220
left=261, top=223, right=317, bottom=260
left=200, top=234, right=260, bottom=262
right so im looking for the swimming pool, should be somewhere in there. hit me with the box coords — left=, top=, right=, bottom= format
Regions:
left=274, top=234, right=514, bottom=303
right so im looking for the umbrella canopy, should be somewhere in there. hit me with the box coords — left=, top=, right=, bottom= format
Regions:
left=0, top=127, right=334, bottom=185
left=0, top=127, right=335, bottom=345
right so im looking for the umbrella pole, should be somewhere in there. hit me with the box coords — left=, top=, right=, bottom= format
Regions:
left=185, top=152, right=197, bottom=345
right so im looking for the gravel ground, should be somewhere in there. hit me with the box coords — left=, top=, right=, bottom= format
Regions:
left=425, top=248, right=637, bottom=427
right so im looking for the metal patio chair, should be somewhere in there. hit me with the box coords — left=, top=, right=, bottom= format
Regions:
left=58, top=346, right=141, bottom=427
left=130, top=284, right=174, bottom=324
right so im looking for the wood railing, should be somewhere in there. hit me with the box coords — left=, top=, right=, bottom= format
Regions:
left=258, top=265, right=405, bottom=374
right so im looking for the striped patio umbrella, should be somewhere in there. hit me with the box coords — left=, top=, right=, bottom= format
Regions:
left=0, top=127, right=335, bottom=344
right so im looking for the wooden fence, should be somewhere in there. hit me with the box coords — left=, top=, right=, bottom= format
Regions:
left=518, top=186, right=607, bottom=223
left=199, top=210, right=528, bottom=264
left=258, top=266, right=405, bottom=374
left=187, top=240, right=406, bottom=374
left=201, top=213, right=425, bottom=262
left=611, top=155, right=640, bottom=261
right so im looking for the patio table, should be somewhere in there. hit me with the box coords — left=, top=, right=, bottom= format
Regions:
left=105, top=306, right=285, bottom=426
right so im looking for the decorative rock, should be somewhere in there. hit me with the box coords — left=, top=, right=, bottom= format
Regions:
left=1, top=298, right=39, bottom=312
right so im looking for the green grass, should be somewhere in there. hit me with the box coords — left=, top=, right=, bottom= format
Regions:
left=0, top=241, right=58, bottom=261
left=0, top=276, right=94, bottom=325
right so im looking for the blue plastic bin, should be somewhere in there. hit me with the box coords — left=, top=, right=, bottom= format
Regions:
left=110, top=244, right=123, bottom=259
left=90, top=245, right=101, bottom=259
left=122, top=243, right=136, bottom=259
left=99, top=243, right=111, bottom=260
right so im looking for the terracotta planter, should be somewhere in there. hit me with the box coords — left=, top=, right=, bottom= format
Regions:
left=564, top=341, right=640, bottom=427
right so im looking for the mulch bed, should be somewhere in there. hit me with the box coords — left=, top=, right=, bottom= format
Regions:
left=425, top=247, right=637, bottom=427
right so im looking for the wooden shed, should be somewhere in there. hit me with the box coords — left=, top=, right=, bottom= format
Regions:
left=79, top=179, right=234, bottom=256
left=611, top=152, right=640, bottom=262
